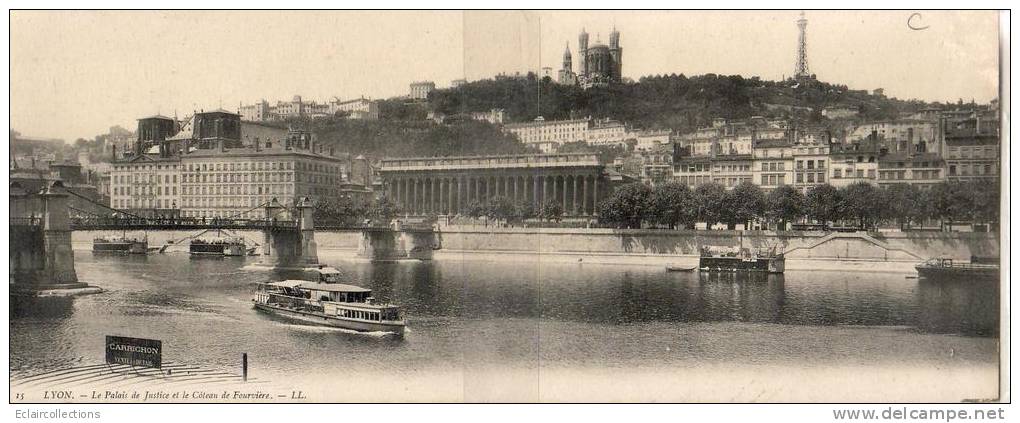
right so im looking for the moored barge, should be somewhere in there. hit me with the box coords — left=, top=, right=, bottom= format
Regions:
left=189, top=236, right=246, bottom=256
left=915, top=258, right=999, bottom=280
left=92, top=235, right=148, bottom=254
left=698, top=246, right=785, bottom=274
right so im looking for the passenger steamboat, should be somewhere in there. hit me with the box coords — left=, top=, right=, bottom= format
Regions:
left=698, top=246, right=785, bottom=273
left=253, top=280, right=405, bottom=335
left=92, top=235, right=148, bottom=254
left=189, top=236, right=246, bottom=256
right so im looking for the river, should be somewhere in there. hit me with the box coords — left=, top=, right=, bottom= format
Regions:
left=9, top=251, right=1000, bottom=402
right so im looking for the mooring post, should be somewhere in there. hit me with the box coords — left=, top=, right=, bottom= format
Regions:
left=242, top=353, right=248, bottom=382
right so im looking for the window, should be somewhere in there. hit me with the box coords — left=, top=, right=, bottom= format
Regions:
left=868, top=169, right=876, bottom=178
left=796, top=173, right=803, bottom=183
left=817, top=173, right=825, bottom=183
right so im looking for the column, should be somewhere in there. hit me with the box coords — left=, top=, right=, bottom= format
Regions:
left=550, top=176, right=558, bottom=207
left=411, top=179, right=417, bottom=214
left=543, top=176, right=549, bottom=206
left=475, top=177, right=481, bottom=203
left=422, top=179, right=428, bottom=214
left=446, top=178, right=453, bottom=214
left=582, top=176, right=589, bottom=215
left=421, top=178, right=427, bottom=214
left=513, top=176, right=519, bottom=202
left=573, top=176, right=580, bottom=216
left=431, top=178, right=438, bottom=213
left=458, top=177, right=464, bottom=213
left=593, top=176, right=599, bottom=215
left=533, top=176, right=539, bottom=205
left=562, top=176, right=568, bottom=213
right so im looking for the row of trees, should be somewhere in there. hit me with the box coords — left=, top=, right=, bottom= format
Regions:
left=598, top=180, right=1000, bottom=231
left=313, top=195, right=569, bottom=226
left=462, top=196, right=564, bottom=223
left=313, top=196, right=401, bottom=226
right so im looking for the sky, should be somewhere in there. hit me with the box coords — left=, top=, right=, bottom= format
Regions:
left=10, top=10, right=1001, bottom=142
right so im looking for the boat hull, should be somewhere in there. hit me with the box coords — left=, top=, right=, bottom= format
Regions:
left=915, top=266, right=1000, bottom=281
left=253, top=302, right=405, bottom=335
left=190, top=243, right=246, bottom=256
left=93, top=241, right=147, bottom=254
left=699, top=256, right=785, bottom=273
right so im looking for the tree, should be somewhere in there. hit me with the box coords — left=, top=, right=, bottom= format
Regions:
left=485, top=196, right=517, bottom=222
left=882, top=184, right=928, bottom=229
left=313, top=197, right=365, bottom=226
left=968, top=180, right=1000, bottom=228
left=766, top=185, right=805, bottom=230
left=539, top=200, right=564, bottom=222
left=930, top=181, right=971, bottom=230
left=465, top=200, right=486, bottom=218
left=516, top=201, right=537, bottom=222
left=367, top=196, right=401, bottom=222
left=648, top=182, right=696, bottom=229
left=693, top=183, right=727, bottom=227
left=805, top=184, right=841, bottom=227
left=597, top=183, right=653, bottom=229
left=841, top=182, right=884, bottom=230
left=722, top=182, right=765, bottom=229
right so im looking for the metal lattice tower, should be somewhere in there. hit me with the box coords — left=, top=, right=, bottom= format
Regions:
left=795, top=11, right=811, bottom=79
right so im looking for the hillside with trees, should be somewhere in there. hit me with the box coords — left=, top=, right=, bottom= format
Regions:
left=428, top=73, right=943, bottom=134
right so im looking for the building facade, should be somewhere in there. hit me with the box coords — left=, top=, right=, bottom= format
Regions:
left=178, top=148, right=347, bottom=218
left=239, top=96, right=379, bottom=122
left=585, top=119, right=628, bottom=146
left=877, top=152, right=945, bottom=188
left=379, top=153, right=609, bottom=217
left=633, top=130, right=672, bottom=152
left=110, top=110, right=354, bottom=219
left=332, top=97, right=380, bottom=120
left=503, top=117, right=590, bottom=148
left=409, top=81, right=436, bottom=100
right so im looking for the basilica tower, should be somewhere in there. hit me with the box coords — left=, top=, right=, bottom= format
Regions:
left=578, top=28, right=589, bottom=75
left=608, top=26, right=622, bottom=80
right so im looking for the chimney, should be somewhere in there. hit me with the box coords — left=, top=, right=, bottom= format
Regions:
left=112, top=144, right=117, bottom=160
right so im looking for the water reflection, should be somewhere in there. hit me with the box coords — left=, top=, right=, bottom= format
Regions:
left=916, top=279, right=999, bottom=336
left=10, top=295, right=75, bottom=318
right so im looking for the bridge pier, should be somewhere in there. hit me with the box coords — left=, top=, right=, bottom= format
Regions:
left=255, top=198, right=319, bottom=269
left=356, top=225, right=440, bottom=261
left=10, top=181, right=88, bottom=292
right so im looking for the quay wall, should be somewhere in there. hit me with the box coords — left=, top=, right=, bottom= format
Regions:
left=72, top=228, right=999, bottom=262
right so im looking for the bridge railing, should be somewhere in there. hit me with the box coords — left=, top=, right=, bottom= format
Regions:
left=9, top=217, right=42, bottom=227
left=69, top=216, right=300, bottom=230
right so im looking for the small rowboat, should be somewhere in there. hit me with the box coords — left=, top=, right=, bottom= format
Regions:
left=665, top=264, right=698, bottom=272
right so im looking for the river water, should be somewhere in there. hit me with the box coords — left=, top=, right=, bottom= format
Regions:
left=10, top=251, right=1001, bottom=402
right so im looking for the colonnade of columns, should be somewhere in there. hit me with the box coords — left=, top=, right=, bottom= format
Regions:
left=384, top=172, right=603, bottom=217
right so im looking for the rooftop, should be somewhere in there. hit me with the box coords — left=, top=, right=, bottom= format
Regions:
left=267, top=280, right=371, bottom=293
